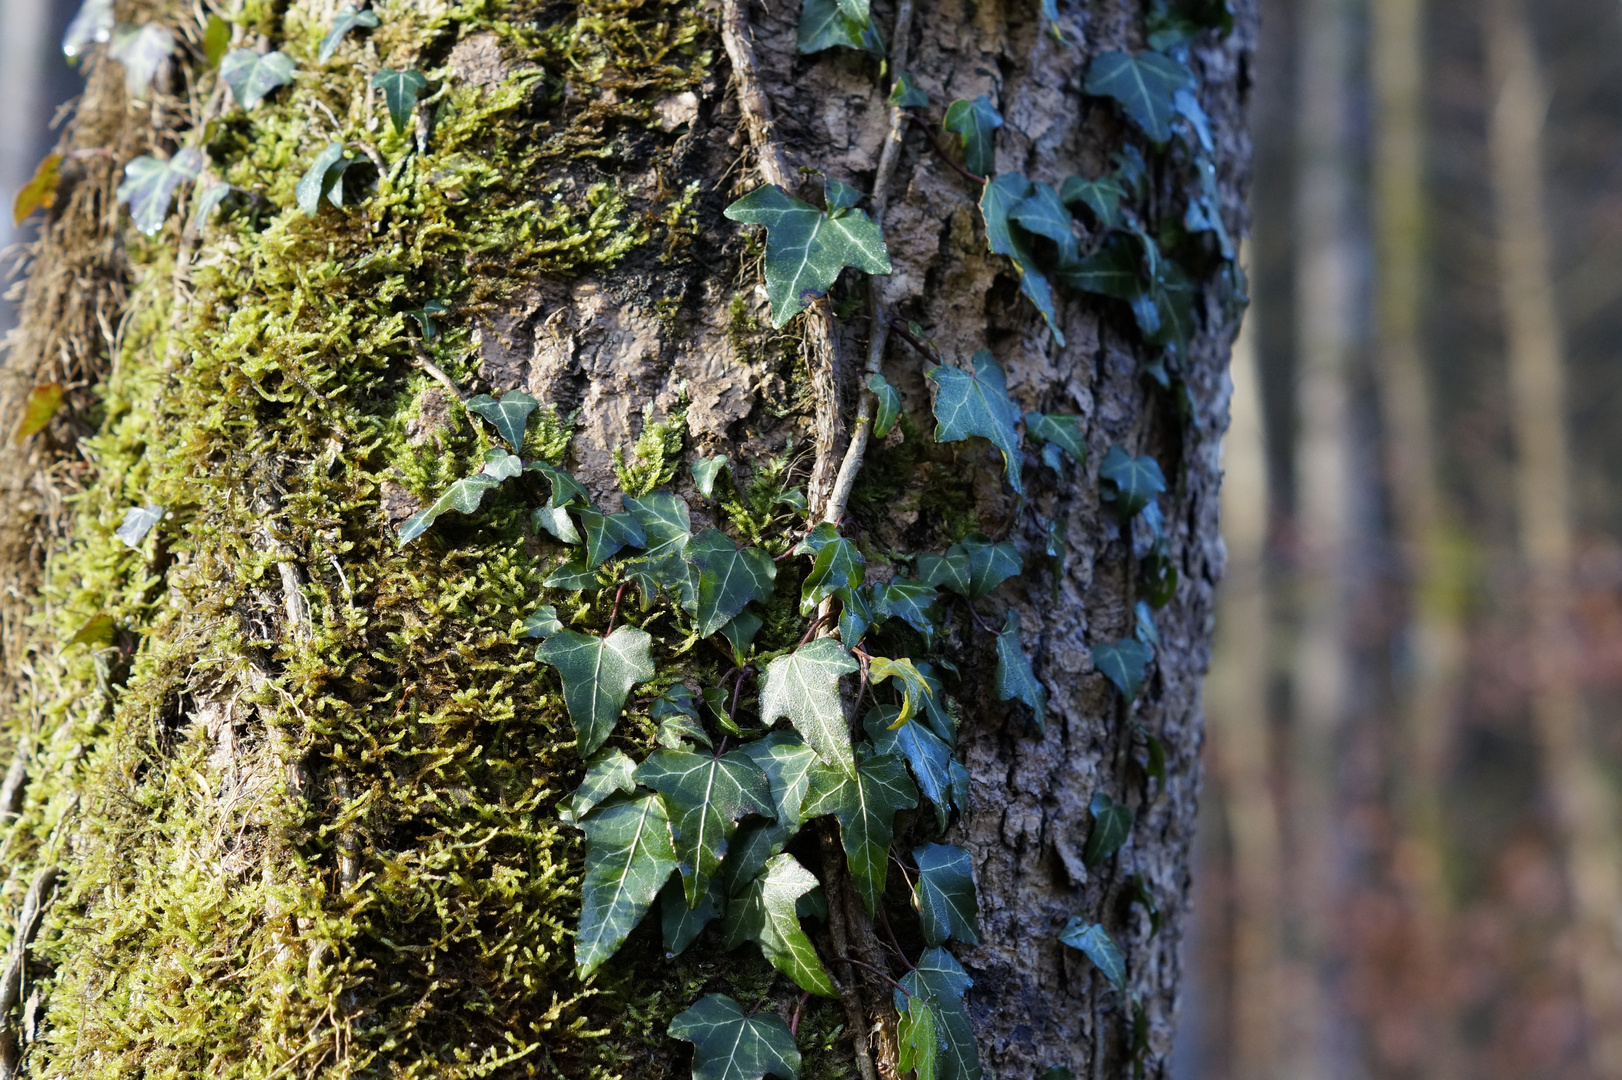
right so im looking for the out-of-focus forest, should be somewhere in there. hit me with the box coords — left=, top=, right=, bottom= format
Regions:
left=6, top=0, right=1622, bottom=1076
left=1183, top=0, right=1622, bottom=1076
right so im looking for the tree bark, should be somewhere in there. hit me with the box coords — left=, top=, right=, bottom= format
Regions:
left=0, top=1, right=1253, bottom=1078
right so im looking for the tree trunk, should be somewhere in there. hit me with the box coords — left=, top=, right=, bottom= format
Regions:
left=0, top=1, right=1253, bottom=1077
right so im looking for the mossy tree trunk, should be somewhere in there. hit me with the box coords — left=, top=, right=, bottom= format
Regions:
left=0, top=1, right=1253, bottom=1078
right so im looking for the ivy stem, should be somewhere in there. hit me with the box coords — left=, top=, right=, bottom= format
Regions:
left=886, top=316, right=943, bottom=364
left=905, top=113, right=989, bottom=186
left=959, top=596, right=995, bottom=635
left=790, top=991, right=812, bottom=1036
left=797, top=613, right=830, bottom=647
left=729, top=665, right=752, bottom=725
left=605, top=582, right=628, bottom=635
left=877, top=904, right=919, bottom=972
left=831, top=956, right=912, bottom=998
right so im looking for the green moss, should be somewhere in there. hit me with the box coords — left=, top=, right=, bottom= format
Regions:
left=613, top=403, right=687, bottom=497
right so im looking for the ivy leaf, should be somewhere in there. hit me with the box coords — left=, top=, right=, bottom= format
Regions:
left=797, top=0, right=882, bottom=55
left=1058, top=232, right=1141, bottom=298
left=1090, top=637, right=1151, bottom=703
left=1009, top=181, right=1079, bottom=266
left=1058, top=174, right=1126, bottom=228
left=741, top=732, right=821, bottom=827
left=867, top=656, right=932, bottom=725
left=404, top=300, right=447, bottom=339
left=837, top=584, right=873, bottom=645
left=636, top=748, right=774, bottom=907
left=190, top=182, right=233, bottom=230
left=868, top=373, right=902, bottom=438
left=577, top=508, right=647, bottom=568
left=722, top=853, right=839, bottom=997
left=220, top=48, right=295, bottom=109
left=1084, top=791, right=1134, bottom=866
left=534, top=505, right=582, bottom=545
left=108, top=24, right=174, bottom=99
left=625, top=490, right=693, bottom=602
left=662, top=875, right=722, bottom=955
left=912, top=843, right=980, bottom=946
left=724, top=185, right=892, bottom=328
left=13, top=155, right=63, bottom=226
left=927, top=351, right=1023, bottom=496
left=760, top=639, right=860, bottom=769
left=1098, top=446, right=1166, bottom=520
left=1146, top=259, right=1196, bottom=356
left=995, top=611, right=1047, bottom=731
left=980, top=174, right=1064, bottom=346
left=396, top=472, right=501, bottom=545
left=480, top=448, right=522, bottom=480
left=530, top=461, right=591, bottom=508
left=669, top=994, right=801, bottom=1080
left=202, top=15, right=230, bottom=67
left=116, top=504, right=164, bottom=548
left=864, top=707, right=958, bottom=830
left=720, top=611, right=764, bottom=665
left=895, top=949, right=982, bottom=1080
left=824, top=178, right=862, bottom=212
left=919, top=533, right=1022, bottom=601
left=691, top=455, right=729, bottom=498
left=870, top=577, right=940, bottom=643
left=943, top=96, right=1003, bottom=179
left=803, top=750, right=918, bottom=914
left=319, top=2, right=379, bottom=62
left=117, top=149, right=203, bottom=236
left=372, top=68, right=427, bottom=135
left=576, top=792, right=679, bottom=977
left=1173, top=87, right=1216, bottom=153
left=543, top=560, right=602, bottom=591
left=1183, top=158, right=1232, bottom=259
left=536, top=626, right=656, bottom=755
left=801, top=534, right=865, bottom=615
left=889, top=71, right=929, bottom=108
left=653, top=685, right=713, bottom=750
left=465, top=391, right=538, bottom=452
left=1039, top=0, right=1063, bottom=37
left=1083, top=49, right=1194, bottom=143
left=898, top=992, right=942, bottom=1080
left=558, top=748, right=637, bottom=825
left=523, top=605, right=563, bottom=640
left=1025, top=412, right=1086, bottom=470
left=916, top=663, right=959, bottom=744
left=1134, top=600, right=1160, bottom=648
left=296, top=142, right=357, bottom=216
left=1059, top=918, right=1126, bottom=990
left=686, top=529, right=777, bottom=637
left=15, top=384, right=63, bottom=442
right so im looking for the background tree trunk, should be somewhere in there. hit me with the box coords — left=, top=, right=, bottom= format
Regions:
left=0, top=1, right=1253, bottom=1077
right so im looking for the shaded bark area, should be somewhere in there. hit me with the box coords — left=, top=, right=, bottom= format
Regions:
left=0, top=1, right=1253, bottom=1078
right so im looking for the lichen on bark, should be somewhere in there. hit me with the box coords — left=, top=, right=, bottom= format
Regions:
left=0, top=0, right=1254, bottom=1078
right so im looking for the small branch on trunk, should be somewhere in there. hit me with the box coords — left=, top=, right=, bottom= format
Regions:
left=409, top=339, right=466, bottom=402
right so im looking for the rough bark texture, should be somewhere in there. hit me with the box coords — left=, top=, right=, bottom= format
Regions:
left=0, top=1, right=1253, bottom=1078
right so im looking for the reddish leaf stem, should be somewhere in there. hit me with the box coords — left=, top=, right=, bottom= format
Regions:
left=906, top=113, right=988, bottom=185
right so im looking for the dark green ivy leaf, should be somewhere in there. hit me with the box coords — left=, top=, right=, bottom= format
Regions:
left=624, top=490, right=693, bottom=602
left=669, top=994, right=801, bottom=1080
left=1090, top=637, right=1151, bottom=702
left=577, top=508, right=647, bottom=569
left=1009, top=181, right=1079, bottom=266
left=1174, top=88, right=1215, bottom=154
left=1059, top=918, right=1125, bottom=990
left=686, top=529, right=777, bottom=637
left=295, top=142, right=356, bottom=216
left=661, top=875, right=721, bottom=955
left=636, top=748, right=773, bottom=908
left=403, top=299, right=446, bottom=339
left=480, top=447, right=522, bottom=480
left=465, top=391, right=538, bottom=452
left=927, top=350, right=1024, bottom=496
left=868, top=373, right=902, bottom=438
left=691, top=455, right=729, bottom=497
left=995, top=611, right=1047, bottom=731
left=760, top=638, right=859, bottom=769
left=741, top=731, right=821, bottom=828
left=558, top=747, right=636, bottom=825
left=870, top=577, right=941, bottom=644
left=1082, top=49, right=1194, bottom=143
left=1059, top=174, right=1126, bottom=227
left=220, top=48, right=295, bottom=109
left=864, top=707, right=958, bottom=830
left=722, top=853, right=839, bottom=997
left=319, top=2, right=379, bottom=62
left=804, top=750, right=918, bottom=914
left=371, top=67, right=427, bottom=135
left=1058, top=232, right=1142, bottom=299
left=1083, top=791, right=1134, bottom=865
left=797, top=0, right=882, bottom=54
left=824, top=177, right=862, bottom=212
left=912, top=842, right=980, bottom=946
left=1098, top=446, right=1167, bottom=520
left=979, top=174, right=1065, bottom=345
left=396, top=472, right=501, bottom=545
left=889, top=70, right=929, bottom=108
left=942, top=95, right=1003, bottom=179
left=576, top=791, right=678, bottom=977
left=725, top=184, right=892, bottom=327
left=542, top=559, right=602, bottom=591
left=918, top=533, right=1022, bottom=601
left=536, top=626, right=656, bottom=755
left=652, top=685, right=713, bottom=750
left=117, top=148, right=202, bottom=236
left=801, top=534, right=865, bottom=615
left=1134, top=600, right=1160, bottom=648
left=523, top=605, right=563, bottom=640
left=895, top=948, right=982, bottom=1080
left=720, top=610, right=764, bottom=665
left=1025, top=411, right=1086, bottom=468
